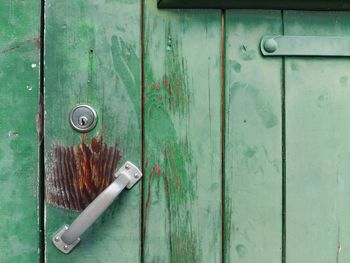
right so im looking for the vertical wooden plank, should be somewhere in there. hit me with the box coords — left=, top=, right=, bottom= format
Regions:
left=284, top=11, right=350, bottom=263
left=143, top=1, right=222, bottom=261
left=0, top=1, right=41, bottom=262
left=44, top=0, right=141, bottom=261
left=224, top=10, right=282, bottom=263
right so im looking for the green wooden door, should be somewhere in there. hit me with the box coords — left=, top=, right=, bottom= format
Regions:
left=2, top=1, right=350, bottom=262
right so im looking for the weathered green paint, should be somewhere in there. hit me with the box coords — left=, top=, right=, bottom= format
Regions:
left=224, top=10, right=282, bottom=263
left=3, top=1, right=350, bottom=262
left=284, top=11, right=350, bottom=263
left=143, top=1, right=222, bottom=261
left=0, top=0, right=41, bottom=262
left=44, top=0, right=141, bottom=261
left=158, top=0, right=350, bottom=10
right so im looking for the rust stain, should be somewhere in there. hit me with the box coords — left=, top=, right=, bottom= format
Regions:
left=46, top=138, right=122, bottom=211
left=144, top=164, right=163, bottom=211
left=36, top=93, right=43, bottom=144
left=0, top=36, right=40, bottom=55
left=0, top=45, right=21, bottom=55
left=143, top=163, right=165, bottom=240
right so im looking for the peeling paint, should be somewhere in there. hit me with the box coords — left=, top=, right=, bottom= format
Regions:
left=46, top=138, right=122, bottom=211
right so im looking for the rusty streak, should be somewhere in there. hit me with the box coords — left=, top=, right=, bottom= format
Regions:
left=46, top=138, right=122, bottom=211
left=0, top=45, right=21, bottom=55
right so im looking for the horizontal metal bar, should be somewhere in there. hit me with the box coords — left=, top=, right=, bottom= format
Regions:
left=261, top=36, right=350, bottom=57
left=158, top=0, right=350, bottom=10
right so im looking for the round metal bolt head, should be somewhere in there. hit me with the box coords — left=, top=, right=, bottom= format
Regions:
left=125, top=164, right=130, bottom=170
left=63, top=245, right=69, bottom=250
left=263, top=38, right=278, bottom=53
left=54, top=236, right=60, bottom=242
left=69, top=104, right=97, bottom=133
left=134, top=173, right=139, bottom=179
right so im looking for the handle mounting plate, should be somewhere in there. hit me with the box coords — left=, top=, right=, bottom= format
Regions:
left=52, top=225, right=80, bottom=254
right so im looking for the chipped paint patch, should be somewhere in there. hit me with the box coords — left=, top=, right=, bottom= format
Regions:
left=46, top=138, right=122, bottom=211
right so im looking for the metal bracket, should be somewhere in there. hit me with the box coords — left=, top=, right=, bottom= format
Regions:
left=116, top=161, right=142, bottom=189
left=52, top=161, right=142, bottom=254
left=261, top=35, right=350, bottom=57
left=52, top=225, right=80, bottom=254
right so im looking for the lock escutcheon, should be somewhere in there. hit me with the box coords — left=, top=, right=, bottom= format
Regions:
left=69, top=104, right=97, bottom=132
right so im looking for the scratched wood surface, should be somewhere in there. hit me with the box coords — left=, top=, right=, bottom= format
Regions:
left=0, top=1, right=41, bottom=262
left=44, top=0, right=141, bottom=261
left=143, top=0, right=222, bottom=262
left=224, top=10, right=283, bottom=263
left=284, top=11, right=350, bottom=263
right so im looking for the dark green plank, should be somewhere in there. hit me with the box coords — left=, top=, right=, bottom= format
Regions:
left=224, top=10, right=282, bottom=263
left=143, top=1, right=222, bottom=261
left=44, top=0, right=142, bottom=261
left=284, top=11, right=350, bottom=263
left=0, top=0, right=41, bottom=262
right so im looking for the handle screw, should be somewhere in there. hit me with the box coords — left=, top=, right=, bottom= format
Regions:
left=54, top=236, right=60, bottom=242
left=125, top=164, right=130, bottom=170
left=134, top=173, right=139, bottom=179
left=63, top=245, right=69, bottom=250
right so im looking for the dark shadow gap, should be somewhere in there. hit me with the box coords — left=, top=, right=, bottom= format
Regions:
left=281, top=9, right=286, bottom=263
left=140, top=0, right=145, bottom=262
left=39, top=0, right=46, bottom=262
left=221, top=9, right=226, bottom=263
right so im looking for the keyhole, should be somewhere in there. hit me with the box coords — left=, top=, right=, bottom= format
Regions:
left=79, top=116, right=88, bottom=126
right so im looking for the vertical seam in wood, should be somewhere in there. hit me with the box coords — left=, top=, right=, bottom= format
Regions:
left=221, top=9, right=226, bottom=263
left=281, top=9, right=286, bottom=263
left=141, top=0, right=145, bottom=262
left=39, top=0, right=45, bottom=262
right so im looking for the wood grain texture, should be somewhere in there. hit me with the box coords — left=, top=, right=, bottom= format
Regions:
left=46, top=138, right=122, bottom=211
left=0, top=1, right=41, bottom=262
left=143, top=1, right=222, bottom=262
left=224, top=10, right=283, bottom=263
left=284, top=11, right=350, bottom=263
left=44, top=0, right=141, bottom=261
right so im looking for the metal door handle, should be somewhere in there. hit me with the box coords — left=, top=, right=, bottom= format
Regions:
left=52, top=161, right=142, bottom=254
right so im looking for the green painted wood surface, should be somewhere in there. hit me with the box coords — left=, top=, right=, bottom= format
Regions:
left=143, top=1, right=222, bottom=261
left=44, top=0, right=141, bottom=261
left=284, top=11, right=350, bottom=263
left=224, top=10, right=283, bottom=263
left=3, top=2, right=349, bottom=262
left=0, top=1, right=41, bottom=262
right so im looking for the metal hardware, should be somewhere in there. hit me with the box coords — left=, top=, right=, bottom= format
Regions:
left=52, top=225, right=80, bottom=253
left=158, top=0, right=350, bottom=10
left=52, top=161, right=142, bottom=254
left=69, top=104, right=97, bottom=132
left=261, top=36, right=350, bottom=57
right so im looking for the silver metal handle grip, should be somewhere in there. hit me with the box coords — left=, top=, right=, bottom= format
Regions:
left=52, top=161, right=142, bottom=254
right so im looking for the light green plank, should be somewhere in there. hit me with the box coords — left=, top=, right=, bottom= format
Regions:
left=0, top=0, right=41, bottom=262
left=143, top=1, right=222, bottom=261
left=44, top=0, right=141, bottom=261
left=224, top=10, right=282, bottom=263
left=284, top=11, right=350, bottom=263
